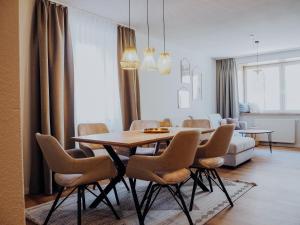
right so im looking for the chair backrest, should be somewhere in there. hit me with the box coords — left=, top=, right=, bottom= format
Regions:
left=129, top=120, right=160, bottom=131
left=36, top=133, right=73, bottom=173
left=160, top=130, right=200, bottom=171
left=208, top=114, right=223, bottom=129
left=197, top=124, right=235, bottom=158
left=182, top=119, right=211, bottom=128
left=160, top=118, right=172, bottom=127
left=78, top=123, right=109, bottom=149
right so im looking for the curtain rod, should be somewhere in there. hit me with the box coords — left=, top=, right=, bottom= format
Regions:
left=49, top=0, right=135, bottom=30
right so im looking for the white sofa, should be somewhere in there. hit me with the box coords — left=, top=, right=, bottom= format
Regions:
left=208, top=114, right=255, bottom=167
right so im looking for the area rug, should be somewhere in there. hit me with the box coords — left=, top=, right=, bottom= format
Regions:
left=26, top=179, right=256, bottom=225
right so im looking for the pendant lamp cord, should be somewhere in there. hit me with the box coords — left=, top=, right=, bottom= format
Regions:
left=163, top=0, right=166, bottom=53
left=128, top=0, right=131, bottom=47
left=256, top=40, right=259, bottom=72
left=147, top=0, right=150, bottom=48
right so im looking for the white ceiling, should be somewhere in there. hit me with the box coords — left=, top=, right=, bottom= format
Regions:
left=59, top=0, right=300, bottom=58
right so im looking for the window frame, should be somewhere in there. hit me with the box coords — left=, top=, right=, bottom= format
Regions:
left=241, top=59, right=300, bottom=113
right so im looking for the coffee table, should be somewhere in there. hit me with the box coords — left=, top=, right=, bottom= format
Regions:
left=238, top=129, right=274, bottom=153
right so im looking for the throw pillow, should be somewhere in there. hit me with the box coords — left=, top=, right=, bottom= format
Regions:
left=226, top=118, right=241, bottom=130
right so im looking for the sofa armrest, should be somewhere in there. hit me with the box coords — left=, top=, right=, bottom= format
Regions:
left=239, top=121, right=248, bottom=130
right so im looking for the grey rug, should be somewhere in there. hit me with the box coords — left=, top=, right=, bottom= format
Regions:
left=26, top=179, right=255, bottom=225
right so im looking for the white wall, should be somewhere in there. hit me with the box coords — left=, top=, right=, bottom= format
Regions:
left=136, top=32, right=216, bottom=126
left=237, top=49, right=300, bottom=148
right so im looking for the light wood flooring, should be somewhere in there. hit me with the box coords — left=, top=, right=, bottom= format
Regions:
left=25, top=146, right=300, bottom=225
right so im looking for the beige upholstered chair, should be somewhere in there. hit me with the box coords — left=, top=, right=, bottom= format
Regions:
left=182, top=119, right=211, bottom=144
left=189, top=124, right=235, bottom=211
left=160, top=118, right=172, bottom=127
left=126, top=130, right=201, bottom=225
left=129, top=120, right=161, bottom=155
left=77, top=123, right=130, bottom=200
left=35, top=133, right=119, bottom=225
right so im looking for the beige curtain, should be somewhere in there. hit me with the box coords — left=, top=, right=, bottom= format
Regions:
left=216, top=58, right=239, bottom=118
left=30, top=0, right=75, bottom=195
left=117, top=26, right=141, bottom=130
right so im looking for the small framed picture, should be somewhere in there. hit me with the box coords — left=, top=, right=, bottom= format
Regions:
left=181, top=58, right=191, bottom=84
left=178, top=88, right=190, bottom=109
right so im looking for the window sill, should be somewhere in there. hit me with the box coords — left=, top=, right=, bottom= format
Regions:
left=240, top=112, right=300, bottom=116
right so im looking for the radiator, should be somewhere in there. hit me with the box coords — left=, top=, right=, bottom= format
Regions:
left=254, top=119, right=296, bottom=143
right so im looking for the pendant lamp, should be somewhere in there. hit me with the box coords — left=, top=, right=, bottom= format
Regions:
left=158, top=0, right=171, bottom=75
left=120, top=0, right=140, bottom=70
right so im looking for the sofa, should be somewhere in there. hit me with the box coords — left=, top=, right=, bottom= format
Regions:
left=208, top=114, right=255, bottom=167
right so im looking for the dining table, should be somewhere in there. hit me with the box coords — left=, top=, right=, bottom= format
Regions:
left=72, top=127, right=215, bottom=214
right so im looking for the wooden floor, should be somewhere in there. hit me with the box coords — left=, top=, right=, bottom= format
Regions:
left=25, top=146, right=300, bottom=225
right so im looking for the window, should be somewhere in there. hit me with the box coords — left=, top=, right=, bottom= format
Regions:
left=70, top=9, right=122, bottom=131
left=239, top=60, right=300, bottom=112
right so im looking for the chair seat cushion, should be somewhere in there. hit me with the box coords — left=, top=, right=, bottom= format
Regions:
left=136, top=147, right=156, bottom=155
left=116, top=147, right=156, bottom=156
left=93, top=149, right=129, bottom=163
left=228, top=137, right=255, bottom=154
left=193, top=157, right=224, bottom=169
left=55, top=173, right=82, bottom=187
left=157, top=168, right=190, bottom=184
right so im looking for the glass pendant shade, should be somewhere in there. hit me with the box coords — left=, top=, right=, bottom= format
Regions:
left=120, top=47, right=140, bottom=70
left=158, top=52, right=171, bottom=75
left=141, top=48, right=157, bottom=71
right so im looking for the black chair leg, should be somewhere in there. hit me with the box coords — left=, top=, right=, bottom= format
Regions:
left=175, top=184, right=194, bottom=225
left=96, top=183, right=120, bottom=220
left=213, top=169, right=233, bottom=207
left=206, top=171, right=213, bottom=192
left=77, top=186, right=82, bottom=225
left=82, top=187, right=86, bottom=210
left=140, top=181, right=153, bottom=208
left=43, top=186, right=64, bottom=225
left=122, top=177, right=130, bottom=191
left=129, top=178, right=144, bottom=225
left=142, top=185, right=156, bottom=219
left=189, top=170, right=198, bottom=211
left=113, top=185, right=120, bottom=205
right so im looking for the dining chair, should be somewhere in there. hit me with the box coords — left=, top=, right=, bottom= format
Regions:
left=159, top=118, right=172, bottom=127
left=189, top=124, right=235, bottom=211
left=35, top=133, right=120, bottom=225
left=182, top=119, right=212, bottom=144
left=129, top=120, right=161, bottom=156
left=126, top=130, right=201, bottom=225
left=77, top=123, right=130, bottom=202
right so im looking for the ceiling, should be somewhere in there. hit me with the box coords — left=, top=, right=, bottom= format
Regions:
left=59, top=0, right=300, bottom=58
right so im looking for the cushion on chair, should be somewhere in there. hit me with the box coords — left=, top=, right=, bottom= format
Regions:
left=157, top=168, right=190, bottom=184
left=55, top=173, right=82, bottom=187
left=193, top=157, right=224, bottom=169
left=93, top=149, right=129, bottom=163
left=136, top=147, right=156, bottom=155
left=228, top=137, right=255, bottom=154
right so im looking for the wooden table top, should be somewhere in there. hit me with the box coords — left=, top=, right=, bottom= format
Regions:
left=72, top=127, right=215, bottom=148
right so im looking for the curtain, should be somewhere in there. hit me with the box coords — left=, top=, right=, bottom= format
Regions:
left=69, top=9, right=122, bottom=132
left=117, top=26, right=141, bottom=130
left=30, top=0, right=75, bottom=195
left=216, top=58, right=239, bottom=118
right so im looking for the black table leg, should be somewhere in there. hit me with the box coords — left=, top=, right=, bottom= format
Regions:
left=268, top=133, right=272, bottom=153
left=89, top=145, right=128, bottom=208
left=129, top=178, right=144, bottom=225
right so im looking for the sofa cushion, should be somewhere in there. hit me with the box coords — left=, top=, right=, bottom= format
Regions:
left=228, top=136, right=255, bottom=154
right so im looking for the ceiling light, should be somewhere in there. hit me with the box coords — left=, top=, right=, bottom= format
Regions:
left=158, top=0, right=171, bottom=75
left=120, top=0, right=140, bottom=70
left=142, top=0, right=157, bottom=71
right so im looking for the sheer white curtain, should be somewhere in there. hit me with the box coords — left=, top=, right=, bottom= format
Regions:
left=69, top=9, right=122, bottom=132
